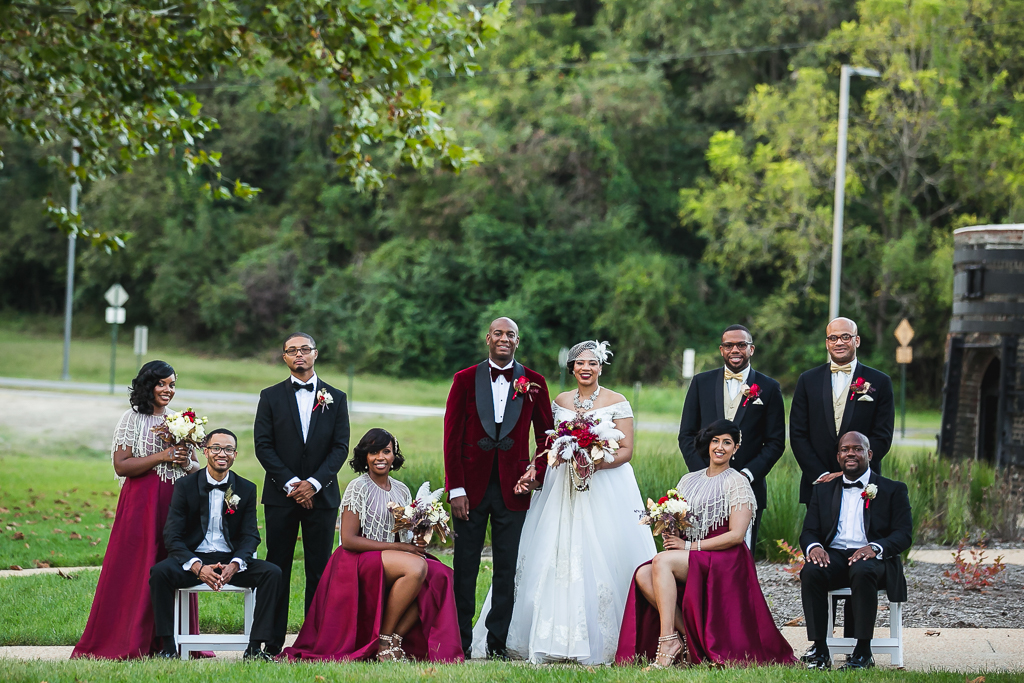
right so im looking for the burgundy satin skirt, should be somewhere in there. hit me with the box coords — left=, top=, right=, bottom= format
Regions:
left=615, top=526, right=796, bottom=666
left=282, top=547, right=464, bottom=662
left=72, top=469, right=205, bottom=660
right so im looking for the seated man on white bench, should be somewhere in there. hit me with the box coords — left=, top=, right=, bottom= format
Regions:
left=150, top=428, right=281, bottom=661
left=799, top=431, right=912, bottom=670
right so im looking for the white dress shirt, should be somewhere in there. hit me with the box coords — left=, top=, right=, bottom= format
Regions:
left=449, top=359, right=514, bottom=501
left=183, top=470, right=248, bottom=572
left=724, top=365, right=755, bottom=483
left=831, top=358, right=858, bottom=399
left=807, top=468, right=883, bottom=559
left=284, top=373, right=322, bottom=494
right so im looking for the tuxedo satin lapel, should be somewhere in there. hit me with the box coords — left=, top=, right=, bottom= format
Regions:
left=474, top=362, right=497, bottom=440
left=284, top=380, right=304, bottom=443
left=732, top=368, right=753, bottom=426
left=198, top=476, right=210, bottom=542
left=713, top=368, right=725, bottom=421
left=828, top=481, right=842, bottom=544
left=498, top=362, right=526, bottom=441
left=305, top=379, right=324, bottom=448
left=222, top=472, right=235, bottom=549
left=822, top=367, right=837, bottom=439
left=864, top=471, right=877, bottom=537
left=839, top=364, right=864, bottom=435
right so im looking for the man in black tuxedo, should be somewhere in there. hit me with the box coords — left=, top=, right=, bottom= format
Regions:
left=799, top=431, right=912, bottom=670
left=678, top=324, right=786, bottom=550
left=150, top=429, right=281, bottom=661
left=254, top=332, right=350, bottom=654
left=789, top=317, right=895, bottom=505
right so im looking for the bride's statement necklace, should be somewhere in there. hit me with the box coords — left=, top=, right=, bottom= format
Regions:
left=574, top=385, right=601, bottom=412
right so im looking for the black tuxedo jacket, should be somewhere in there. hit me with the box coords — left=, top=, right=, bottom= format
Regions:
left=789, top=361, right=895, bottom=503
left=254, top=378, right=350, bottom=509
left=678, top=367, right=786, bottom=510
left=800, top=471, right=912, bottom=602
left=164, top=470, right=261, bottom=568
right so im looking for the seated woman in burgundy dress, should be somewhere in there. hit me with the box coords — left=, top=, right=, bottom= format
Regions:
left=615, top=419, right=796, bottom=668
left=282, top=428, right=463, bottom=663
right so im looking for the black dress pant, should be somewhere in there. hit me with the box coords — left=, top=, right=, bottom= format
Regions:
left=149, top=552, right=281, bottom=642
left=801, top=547, right=886, bottom=641
left=263, top=503, right=338, bottom=652
left=452, top=459, right=526, bottom=657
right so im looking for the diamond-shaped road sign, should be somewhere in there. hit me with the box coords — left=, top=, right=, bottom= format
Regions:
left=893, top=318, right=914, bottom=347
left=104, top=284, right=129, bottom=308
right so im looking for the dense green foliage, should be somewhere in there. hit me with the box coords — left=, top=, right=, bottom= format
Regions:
left=3, top=0, right=1024, bottom=394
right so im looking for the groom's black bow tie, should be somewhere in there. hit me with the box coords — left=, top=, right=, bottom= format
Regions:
left=490, top=366, right=513, bottom=382
left=842, top=480, right=864, bottom=489
left=202, top=480, right=229, bottom=493
left=292, top=382, right=315, bottom=392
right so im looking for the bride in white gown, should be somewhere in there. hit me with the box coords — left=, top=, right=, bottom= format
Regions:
left=471, top=341, right=656, bottom=664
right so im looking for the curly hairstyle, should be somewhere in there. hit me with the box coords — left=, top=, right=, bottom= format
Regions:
left=349, top=428, right=405, bottom=473
left=129, top=360, right=176, bottom=415
left=695, top=418, right=742, bottom=458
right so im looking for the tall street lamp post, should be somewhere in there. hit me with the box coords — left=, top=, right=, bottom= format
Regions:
left=61, top=138, right=82, bottom=381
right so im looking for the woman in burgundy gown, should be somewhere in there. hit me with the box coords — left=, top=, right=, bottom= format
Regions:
left=282, top=428, right=463, bottom=663
left=616, top=419, right=796, bottom=668
left=72, top=361, right=205, bottom=660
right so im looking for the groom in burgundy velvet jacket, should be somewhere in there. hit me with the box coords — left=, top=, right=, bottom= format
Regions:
left=444, top=317, right=554, bottom=659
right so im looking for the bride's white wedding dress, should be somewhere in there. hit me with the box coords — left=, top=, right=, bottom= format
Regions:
left=472, top=400, right=656, bottom=664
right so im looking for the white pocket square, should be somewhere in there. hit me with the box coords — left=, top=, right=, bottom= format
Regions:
left=753, top=398, right=764, bottom=405
left=857, top=395, right=874, bottom=402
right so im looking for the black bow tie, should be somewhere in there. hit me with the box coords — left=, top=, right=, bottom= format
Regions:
left=490, top=366, right=513, bottom=382
left=202, top=480, right=229, bottom=493
left=293, top=382, right=315, bottom=392
left=842, top=480, right=864, bottom=489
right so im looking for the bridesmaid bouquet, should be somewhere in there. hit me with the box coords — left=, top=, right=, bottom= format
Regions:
left=152, top=407, right=209, bottom=448
left=388, top=482, right=451, bottom=545
left=542, top=415, right=625, bottom=492
left=638, top=489, right=693, bottom=537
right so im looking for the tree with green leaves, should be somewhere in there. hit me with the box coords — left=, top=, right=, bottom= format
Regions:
left=1, top=0, right=509, bottom=249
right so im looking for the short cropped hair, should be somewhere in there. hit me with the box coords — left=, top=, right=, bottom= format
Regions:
left=204, top=428, right=238, bottom=447
left=283, top=332, right=316, bottom=350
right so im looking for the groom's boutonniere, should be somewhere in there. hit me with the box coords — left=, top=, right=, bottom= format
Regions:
left=741, top=383, right=763, bottom=406
left=861, top=483, right=878, bottom=509
left=224, top=486, right=240, bottom=515
left=849, top=377, right=876, bottom=401
left=512, top=376, right=542, bottom=401
left=315, top=388, right=334, bottom=412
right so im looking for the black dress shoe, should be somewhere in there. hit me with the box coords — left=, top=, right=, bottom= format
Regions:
left=839, top=653, right=874, bottom=670
left=154, top=650, right=179, bottom=660
left=243, top=648, right=278, bottom=663
left=802, top=647, right=832, bottom=670
left=486, top=646, right=510, bottom=661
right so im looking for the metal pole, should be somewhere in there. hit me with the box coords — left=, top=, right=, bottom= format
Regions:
left=61, top=139, right=81, bottom=381
left=828, top=66, right=851, bottom=322
left=348, top=364, right=355, bottom=410
left=900, top=364, right=907, bottom=438
left=109, top=321, right=119, bottom=394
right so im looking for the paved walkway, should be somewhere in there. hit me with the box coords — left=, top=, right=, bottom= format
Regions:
left=1, top=630, right=1021, bottom=670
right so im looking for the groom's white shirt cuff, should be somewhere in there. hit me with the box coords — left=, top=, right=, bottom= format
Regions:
left=741, top=468, right=754, bottom=483
left=183, top=556, right=248, bottom=572
left=283, top=476, right=322, bottom=493
left=448, top=487, right=467, bottom=500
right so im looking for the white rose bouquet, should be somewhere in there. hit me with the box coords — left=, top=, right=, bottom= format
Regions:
left=152, top=407, right=208, bottom=448
left=387, top=481, right=451, bottom=545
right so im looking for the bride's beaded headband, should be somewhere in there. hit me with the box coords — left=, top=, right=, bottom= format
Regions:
left=567, top=340, right=613, bottom=365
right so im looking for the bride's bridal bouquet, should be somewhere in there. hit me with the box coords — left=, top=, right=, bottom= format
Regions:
left=152, top=407, right=209, bottom=449
left=388, top=482, right=451, bottom=545
left=638, top=489, right=693, bottom=537
left=542, top=415, right=624, bottom=492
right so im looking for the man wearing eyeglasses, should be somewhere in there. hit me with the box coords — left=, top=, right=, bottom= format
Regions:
left=678, top=324, right=786, bottom=550
left=254, top=332, right=350, bottom=655
left=789, top=318, right=894, bottom=506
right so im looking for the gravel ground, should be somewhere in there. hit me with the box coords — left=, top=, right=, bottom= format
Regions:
left=761, top=561, right=1024, bottom=629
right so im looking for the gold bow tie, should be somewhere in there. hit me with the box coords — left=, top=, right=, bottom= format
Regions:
left=830, top=362, right=853, bottom=374
left=724, top=369, right=745, bottom=381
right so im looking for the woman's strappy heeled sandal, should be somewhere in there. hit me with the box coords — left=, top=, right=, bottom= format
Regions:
left=376, top=633, right=409, bottom=662
left=650, top=632, right=686, bottom=669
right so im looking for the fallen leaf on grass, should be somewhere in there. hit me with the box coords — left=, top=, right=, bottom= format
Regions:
left=784, top=616, right=804, bottom=626
left=34, top=560, right=51, bottom=568
left=13, top=532, right=24, bottom=540
left=315, top=677, right=326, bottom=682
left=90, top=541, right=99, bottom=546
left=925, top=630, right=941, bottom=636
left=421, top=667, right=437, bottom=676
left=69, top=533, right=82, bottom=540
left=967, top=677, right=985, bottom=683
left=54, top=499, right=68, bottom=505
left=53, top=528, right=64, bottom=534
left=0, top=507, right=8, bottom=513
left=8, top=565, right=23, bottom=571
left=24, top=543, right=29, bottom=549
left=57, top=570, right=78, bottom=580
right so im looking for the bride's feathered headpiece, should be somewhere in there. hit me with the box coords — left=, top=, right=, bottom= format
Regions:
left=567, top=340, right=613, bottom=366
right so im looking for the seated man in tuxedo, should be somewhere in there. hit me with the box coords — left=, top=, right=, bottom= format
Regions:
left=799, top=431, right=912, bottom=671
left=149, top=428, right=282, bottom=661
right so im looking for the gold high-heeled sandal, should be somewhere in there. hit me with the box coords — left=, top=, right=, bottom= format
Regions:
left=376, top=633, right=409, bottom=662
left=650, top=633, right=684, bottom=669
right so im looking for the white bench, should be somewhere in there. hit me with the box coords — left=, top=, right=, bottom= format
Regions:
left=826, top=588, right=904, bottom=667
left=173, top=584, right=255, bottom=659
